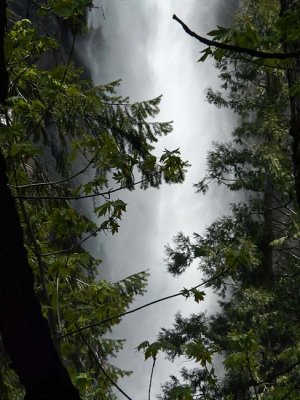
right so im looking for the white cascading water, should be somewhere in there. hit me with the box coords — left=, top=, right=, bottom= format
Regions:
left=80, top=1, right=237, bottom=398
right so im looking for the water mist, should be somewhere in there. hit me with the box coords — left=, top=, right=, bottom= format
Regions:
left=79, top=1, right=237, bottom=398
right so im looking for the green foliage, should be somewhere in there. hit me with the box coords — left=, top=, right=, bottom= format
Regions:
left=1, top=2, right=188, bottom=398
left=277, top=7, right=300, bottom=42
left=136, top=340, right=162, bottom=361
left=167, top=385, right=193, bottom=400
left=183, top=340, right=212, bottom=367
left=157, top=1, right=300, bottom=399
left=49, top=0, right=92, bottom=18
left=200, top=0, right=282, bottom=64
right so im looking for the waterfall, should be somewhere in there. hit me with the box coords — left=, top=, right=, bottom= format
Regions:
left=80, top=1, right=237, bottom=398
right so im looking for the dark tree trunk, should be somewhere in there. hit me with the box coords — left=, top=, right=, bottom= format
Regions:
left=0, top=1, right=81, bottom=398
left=280, top=0, right=300, bottom=207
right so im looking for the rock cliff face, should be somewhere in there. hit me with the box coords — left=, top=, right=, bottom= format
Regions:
left=215, top=0, right=239, bottom=24
left=8, top=0, right=73, bottom=68
left=7, top=0, right=91, bottom=176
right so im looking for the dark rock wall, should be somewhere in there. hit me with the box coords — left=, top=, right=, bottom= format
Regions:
left=8, top=0, right=73, bottom=69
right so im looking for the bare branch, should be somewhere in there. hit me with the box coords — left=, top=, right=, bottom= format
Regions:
left=173, top=14, right=300, bottom=60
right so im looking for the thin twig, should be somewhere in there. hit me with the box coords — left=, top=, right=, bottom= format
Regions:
left=41, top=224, right=102, bottom=257
left=14, top=177, right=149, bottom=200
left=59, top=266, right=231, bottom=340
left=77, top=329, right=133, bottom=400
left=10, top=157, right=95, bottom=189
left=246, top=352, right=259, bottom=400
left=148, top=358, right=156, bottom=400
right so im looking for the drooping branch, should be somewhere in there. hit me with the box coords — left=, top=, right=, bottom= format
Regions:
left=173, top=14, right=300, bottom=60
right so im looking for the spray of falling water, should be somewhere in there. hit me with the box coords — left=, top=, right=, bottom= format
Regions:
left=79, top=1, right=237, bottom=398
